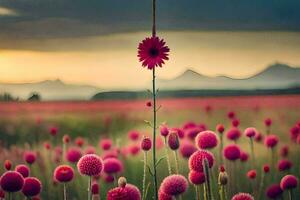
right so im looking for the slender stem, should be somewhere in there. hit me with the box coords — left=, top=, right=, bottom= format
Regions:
left=174, top=150, right=179, bottom=174
left=142, top=151, right=148, bottom=200
left=258, top=172, right=265, bottom=200
left=64, top=183, right=67, bottom=200
left=250, top=138, right=255, bottom=168
left=203, top=159, right=212, bottom=200
left=164, top=137, right=172, bottom=175
left=8, top=193, right=12, bottom=200
left=88, top=176, right=92, bottom=200
left=288, top=190, right=293, bottom=200
left=152, top=0, right=156, bottom=37
left=219, top=134, right=223, bottom=164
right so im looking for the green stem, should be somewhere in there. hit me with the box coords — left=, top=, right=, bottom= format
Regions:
left=250, top=138, right=255, bottom=168
left=142, top=151, right=147, bottom=200
left=219, top=134, right=223, bottom=164
left=203, top=159, right=213, bottom=200
left=164, top=137, right=172, bottom=175
left=64, top=183, right=67, bottom=200
left=88, top=176, right=92, bottom=200
left=258, top=172, right=265, bottom=200
left=174, top=150, right=179, bottom=174
left=288, top=190, right=293, bottom=200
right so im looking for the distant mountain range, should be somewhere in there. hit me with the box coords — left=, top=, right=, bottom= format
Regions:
left=157, top=63, right=300, bottom=90
left=0, top=79, right=100, bottom=100
left=0, top=63, right=299, bottom=100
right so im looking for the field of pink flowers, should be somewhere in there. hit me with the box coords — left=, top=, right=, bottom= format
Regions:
left=0, top=95, right=299, bottom=200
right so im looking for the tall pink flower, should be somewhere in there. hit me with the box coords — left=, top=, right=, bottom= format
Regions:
left=138, top=36, right=170, bottom=69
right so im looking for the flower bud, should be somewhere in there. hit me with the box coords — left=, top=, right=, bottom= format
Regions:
left=118, top=177, right=127, bottom=188
left=218, top=172, right=228, bottom=185
left=168, top=132, right=180, bottom=150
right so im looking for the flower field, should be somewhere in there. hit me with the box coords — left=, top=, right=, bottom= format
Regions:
left=0, top=95, right=299, bottom=200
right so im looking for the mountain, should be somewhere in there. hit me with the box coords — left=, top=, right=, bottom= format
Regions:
left=157, top=63, right=300, bottom=90
left=0, top=79, right=100, bottom=100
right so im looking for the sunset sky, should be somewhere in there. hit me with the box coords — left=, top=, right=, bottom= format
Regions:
left=0, top=0, right=300, bottom=89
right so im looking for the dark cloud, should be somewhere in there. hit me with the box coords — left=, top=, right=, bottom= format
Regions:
left=0, top=0, right=300, bottom=50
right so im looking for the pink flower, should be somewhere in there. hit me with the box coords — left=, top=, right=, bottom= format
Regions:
left=263, top=164, right=270, bottom=173
left=160, top=125, right=169, bottom=137
left=179, top=140, right=197, bottom=158
left=99, top=139, right=113, bottom=150
left=107, top=184, right=141, bottom=200
left=265, top=184, right=283, bottom=199
left=226, top=127, right=241, bottom=141
left=254, top=132, right=263, bottom=142
left=49, top=126, right=58, bottom=136
left=54, top=165, right=74, bottom=183
left=244, top=127, right=257, bottom=138
left=146, top=101, right=152, bottom=107
left=216, top=124, right=225, bottom=134
left=223, top=144, right=241, bottom=161
left=168, top=132, right=180, bottom=150
left=4, top=160, right=11, bottom=170
left=66, top=147, right=82, bottom=163
left=160, top=175, right=188, bottom=196
left=22, top=177, right=42, bottom=197
left=128, top=144, right=141, bottom=156
left=0, top=171, right=24, bottom=192
left=185, top=127, right=202, bottom=140
left=138, top=36, right=170, bottom=70
left=279, top=145, right=289, bottom=157
left=182, top=121, right=197, bottom=130
left=195, top=130, right=218, bottom=149
left=264, top=135, right=279, bottom=148
left=63, top=134, right=71, bottom=144
left=158, top=188, right=172, bottom=200
left=227, top=111, right=235, bottom=119
left=189, top=150, right=215, bottom=172
left=280, top=175, right=298, bottom=190
left=290, top=126, right=300, bottom=142
left=170, top=128, right=185, bottom=139
left=232, top=193, right=254, bottom=200
left=264, top=118, right=272, bottom=127
left=75, top=137, right=85, bottom=147
left=85, top=146, right=96, bottom=155
left=77, top=154, right=103, bottom=176
left=231, top=119, right=240, bottom=127
left=15, top=164, right=30, bottom=178
left=92, top=182, right=99, bottom=195
left=277, top=159, right=292, bottom=171
left=240, top=151, right=249, bottom=162
left=141, top=136, right=152, bottom=151
left=103, top=158, right=123, bottom=174
left=128, top=130, right=140, bottom=141
left=188, top=170, right=205, bottom=185
left=247, top=170, right=256, bottom=179
left=23, top=151, right=37, bottom=165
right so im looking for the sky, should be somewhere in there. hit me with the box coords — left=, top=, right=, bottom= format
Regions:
left=0, top=0, right=300, bottom=89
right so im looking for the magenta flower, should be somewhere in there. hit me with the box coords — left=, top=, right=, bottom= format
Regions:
left=186, top=127, right=201, bottom=140
left=77, top=154, right=103, bottom=176
left=195, top=130, right=218, bottom=149
left=216, top=124, right=225, bottom=134
left=265, top=184, right=283, bottom=199
left=92, top=181, right=99, bottom=195
left=160, top=175, right=188, bottom=196
left=138, top=36, right=170, bottom=69
left=23, top=151, right=37, bottom=165
left=240, top=151, right=249, bottom=162
left=168, top=132, right=180, bottom=150
left=223, top=144, right=241, bottom=161
left=22, top=177, right=42, bottom=197
left=160, top=125, right=169, bottom=137
left=179, top=140, right=197, bottom=158
left=99, top=138, right=113, bottom=151
left=244, top=127, right=257, bottom=138
left=128, top=130, right=140, bottom=141
left=54, top=165, right=74, bottom=183
left=103, top=158, right=123, bottom=174
left=232, top=193, right=254, bottom=200
left=226, top=127, right=241, bottom=141
left=66, top=147, right=82, bottom=163
left=4, top=160, right=11, bottom=171
left=158, top=188, right=172, bottom=200
left=189, top=150, right=215, bottom=172
left=0, top=171, right=24, bottom=192
left=263, top=164, right=270, bottom=173
left=264, top=135, right=279, bottom=148
left=188, top=170, right=205, bottom=185
left=141, top=136, right=152, bottom=151
left=247, top=170, right=257, bottom=179
left=280, top=175, right=298, bottom=190
left=15, top=164, right=30, bottom=178
left=264, top=118, right=272, bottom=127
left=277, top=159, right=292, bottom=171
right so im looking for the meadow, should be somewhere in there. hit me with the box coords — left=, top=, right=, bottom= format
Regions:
left=0, top=95, right=299, bottom=200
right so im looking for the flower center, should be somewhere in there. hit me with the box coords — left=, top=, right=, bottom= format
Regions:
left=149, top=47, right=159, bottom=57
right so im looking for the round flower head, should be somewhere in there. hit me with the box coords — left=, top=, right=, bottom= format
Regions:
left=63, top=134, right=70, bottom=144
left=247, top=170, right=256, bottom=179
left=103, top=158, right=123, bottom=174
left=264, top=134, right=279, bottom=148
left=170, top=128, right=185, bottom=139
left=263, top=164, right=270, bottom=173
left=168, top=132, right=180, bottom=150
left=161, top=175, right=188, bottom=196
left=107, top=187, right=129, bottom=200
left=195, top=130, right=218, bottom=149
left=99, top=138, right=113, bottom=150
left=266, top=184, right=283, bottom=199
left=0, top=171, right=24, bottom=192
left=23, top=151, right=37, bottom=165
left=240, top=151, right=249, bottom=162
left=92, top=182, right=99, bottom=195
left=66, top=147, right=82, bottom=163
left=182, top=121, right=197, bottom=130
left=49, top=126, right=58, bottom=136
left=54, top=165, right=74, bottom=183
left=85, top=146, right=96, bottom=155
left=226, top=127, right=241, bottom=141
left=231, top=119, right=240, bottom=127
left=254, top=132, right=263, bottom=142
left=138, top=36, right=170, bottom=69
left=179, top=140, right=197, bottom=158
left=22, top=177, right=42, bottom=197
left=264, top=118, right=272, bottom=127
left=279, top=145, right=289, bottom=157
left=160, top=125, right=169, bottom=137
left=15, top=164, right=30, bottom=178
left=77, top=154, right=103, bottom=176
left=125, top=184, right=141, bottom=200
left=128, top=144, right=140, bottom=156
left=43, top=142, right=51, bottom=150
left=216, top=124, right=225, bottom=134
left=244, top=127, right=257, bottom=138
left=141, top=136, right=152, bottom=151
left=146, top=101, right=152, bottom=107
left=280, top=175, right=298, bottom=190
left=277, top=159, right=292, bottom=171
left=231, top=193, right=254, bottom=200
left=189, top=150, right=215, bottom=172
left=128, top=130, right=140, bottom=141
left=4, top=160, right=11, bottom=170
left=223, top=144, right=241, bottom=161
left=186, top=127, right=201, bottom=140
left=227, top=111, right=235, bottom=119
left=290, top=126, right=300, bottom=142
left=158, top=188, right=172, bottom=200
left=75, top=137, right=85, bottom=147
left=188, top=170, right=205, bottom=185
